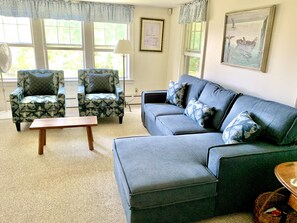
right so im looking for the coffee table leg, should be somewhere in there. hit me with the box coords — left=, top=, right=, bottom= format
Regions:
left=288, top=194, right=297, bottom=211
left=44, top=129, right=46, bottom=145
left=86, top=126, right=94, bottom=151
left=38, top=129, right=46, bottom=155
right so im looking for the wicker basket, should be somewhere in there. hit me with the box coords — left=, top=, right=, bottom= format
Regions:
left=253, top=187, right=297, bottom=223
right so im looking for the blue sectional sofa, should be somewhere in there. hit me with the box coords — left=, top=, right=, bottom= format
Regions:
left=113, top=74, right=297, bottom=223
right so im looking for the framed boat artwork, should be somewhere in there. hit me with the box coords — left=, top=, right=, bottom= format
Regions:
left=221, top=5, right=276, bottom=72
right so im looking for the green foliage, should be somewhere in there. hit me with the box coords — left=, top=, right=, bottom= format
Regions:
left=2, top=16, right=128, bottom=79
left=4, top=47, right=35, bottom=78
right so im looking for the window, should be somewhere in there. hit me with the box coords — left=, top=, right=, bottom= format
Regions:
left=44, top=19, right=83, bottom=78
left=0, top=16, right=35, bottom=78
left=94, top=23, right=128, bottom=78
left=183, top=22, right=205, bottom=77
left=1, top=16, right=131, bottom=80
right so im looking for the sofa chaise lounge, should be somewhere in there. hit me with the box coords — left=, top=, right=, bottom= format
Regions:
left=113, top=74, right=297, bottom=222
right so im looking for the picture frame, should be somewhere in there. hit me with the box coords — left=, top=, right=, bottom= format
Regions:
left=140, top=18, right=164, bottom=52
left=221, top=5, right=276, bottom=72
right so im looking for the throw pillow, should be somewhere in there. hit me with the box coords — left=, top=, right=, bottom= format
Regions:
left=184, top=98, right=215, bottom=127
left=87, top=73, right=114, bottom=93
left=27, top=73, right=55, bottom=95
left=165, top=80, right=187, bottom=108
left=222, top=111, right=262, bottom=144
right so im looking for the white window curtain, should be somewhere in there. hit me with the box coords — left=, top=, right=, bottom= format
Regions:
left=0, top=0, right=134, bottom=23
left=179, top=0, right=208, bottom=24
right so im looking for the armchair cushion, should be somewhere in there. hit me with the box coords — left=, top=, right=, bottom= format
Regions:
left=222, top=111, right=262, bottom=144
left=184, top=98, right=215, bottom=127
left=87, top=73, right=114, bottom=93
left=27, top=73, right=55, bottom=95
left=165, top=80, right=187, bottom=108
left=85, top=93, right=117, bottom=108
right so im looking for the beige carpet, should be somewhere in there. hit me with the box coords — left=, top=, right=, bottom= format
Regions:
left=0, top=106, right=253, bottom=223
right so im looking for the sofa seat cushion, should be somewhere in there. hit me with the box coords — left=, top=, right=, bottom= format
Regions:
left=156, top=114, right=216, bottom=135
left=113, top=133, right=223, bottom=210
left=20, top=95, right=58, bottom=111
left=85, top=93, right=117, bottom=107
left=144, top=103, right=184, bottom=121
left=19, top=95, right=59, bottom=120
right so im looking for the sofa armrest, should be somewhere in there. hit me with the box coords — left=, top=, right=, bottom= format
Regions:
left=207, top=142, right=297, bottom=215
left=115, top=84, right=124, bottom=101
left=141, top=90, right=167, bottom=126
left=10, top=87, right=24, bottom=102
left=57, top=86, right=66, bottom=115
left=10, top=87, right=24, bottom=123
left=142, top=90, right=167, bottom=104
left=77, top=85, right=85, bottom=103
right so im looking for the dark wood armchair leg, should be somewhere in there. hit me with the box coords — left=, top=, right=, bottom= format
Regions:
left=16, top=122, right=21, bottom=132
left=119, top=117, right=123, bottom=124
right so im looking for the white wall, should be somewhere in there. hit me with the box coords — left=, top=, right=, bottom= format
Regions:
left=129, top=6, right=171, bottom=95
left=203, top=0, right=297, bottom=106
left=2, top=1, right=297, bottom=111
left=166, top=8, right=185, bottom=84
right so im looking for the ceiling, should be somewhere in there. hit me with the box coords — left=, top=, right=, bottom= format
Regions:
left=79, top=0, right=190, bottom=8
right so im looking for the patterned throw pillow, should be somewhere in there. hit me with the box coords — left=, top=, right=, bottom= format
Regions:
left=87, top=73, right=114, bottom=93
left=27, top=73, right=55, bottom=95
left=184, top=98, right=215, bottom=127
left=165, top=80, right=187, bottom=108
left=222, top=111, right=262, bottom=144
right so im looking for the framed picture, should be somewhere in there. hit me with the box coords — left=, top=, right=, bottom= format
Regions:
left=140, top=18, right=164, bottom=52
left=221, top=5, right=276, bottom=72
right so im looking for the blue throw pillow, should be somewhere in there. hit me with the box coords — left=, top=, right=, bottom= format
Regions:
left=27, top=73, right=55, bottom=95
left=184, top=98, right=215, bottom=127
left=87, top=73, right=114, bottom=93
left=165, top=80, right=187, bottom=108
left=222, top=111, right=262, bottom=144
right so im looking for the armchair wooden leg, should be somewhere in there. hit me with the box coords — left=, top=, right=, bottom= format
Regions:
left=119, top=117, right=123, bottom=124
left=16, top=122, right=21, bottom=132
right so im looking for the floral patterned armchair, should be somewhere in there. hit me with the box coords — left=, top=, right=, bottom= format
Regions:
left=10, top=69, right=65, bottom=131
left=77, top=69, right=124, bottom=124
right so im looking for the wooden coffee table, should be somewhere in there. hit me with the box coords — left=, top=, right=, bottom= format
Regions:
left=30, top=116, right=98, bottom=155
left=275, top=162, right=297, bottom=211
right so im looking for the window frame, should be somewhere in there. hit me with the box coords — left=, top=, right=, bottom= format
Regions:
left=182, top=22, right=207, bottom=78
left=43, top=19, right=84, bottom=79
left=93, top=22, right=130, bottom=79
left=1, top=16, right=132, bottom=81
left=0, top=16, right=36, bottom=79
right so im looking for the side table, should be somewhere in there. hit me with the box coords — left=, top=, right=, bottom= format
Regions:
left=275, top=162, right=297, bottom=211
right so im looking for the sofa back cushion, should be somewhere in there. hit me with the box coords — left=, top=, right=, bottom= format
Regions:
left=178, top=74, right=208, bottom=107
left=220, top=94, right=297, bottom=145
left=198, top=82, right=238, bottom=129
